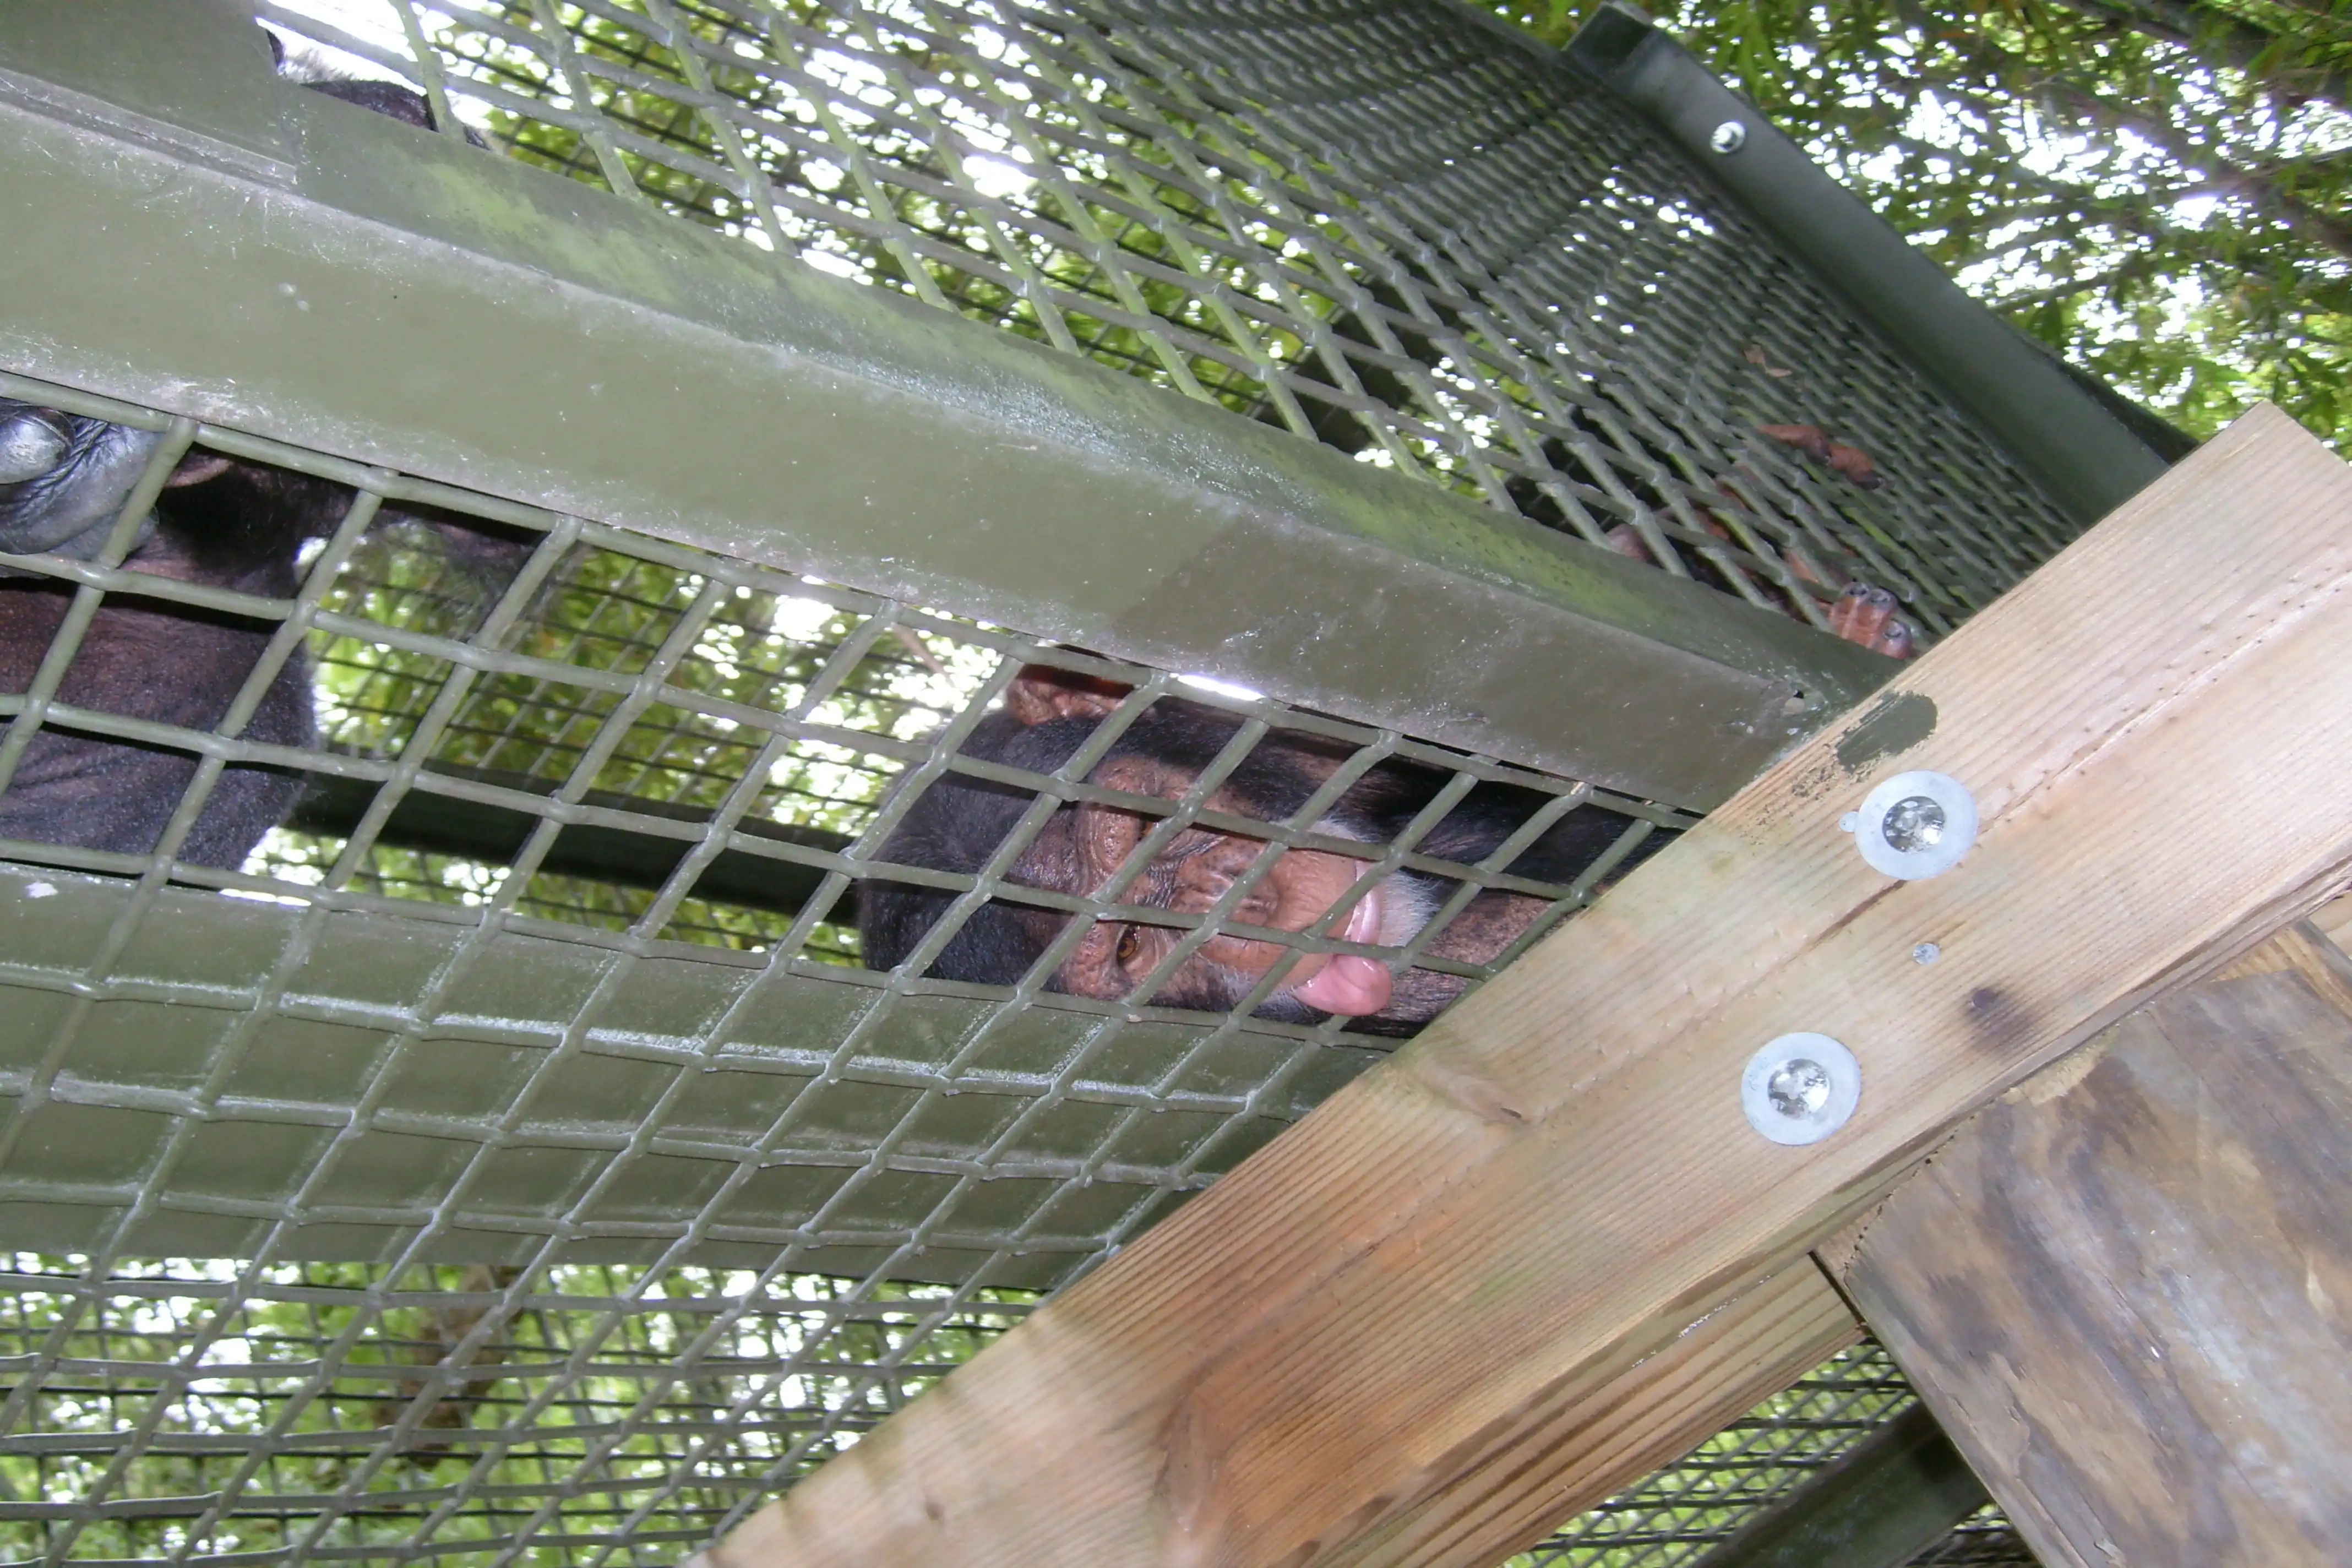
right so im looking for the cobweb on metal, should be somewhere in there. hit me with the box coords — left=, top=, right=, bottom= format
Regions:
left=257, top=0, right=2084, bottom=648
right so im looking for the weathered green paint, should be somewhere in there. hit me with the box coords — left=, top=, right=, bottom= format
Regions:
left=1833, top=692, right=1939, bottom=777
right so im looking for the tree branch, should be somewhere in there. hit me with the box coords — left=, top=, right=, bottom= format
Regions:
left=2044, top=0, right=2352, bottom=111
left=1893, top=27, right=2352, bottom=262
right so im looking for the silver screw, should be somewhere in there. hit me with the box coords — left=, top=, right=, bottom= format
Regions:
left=1741, top=1033, right=1861, bottom=1145
left=1880, top=795, right=1947, bottom=852
left=1766, top=1058, right=1831, bottom=1119
left=1913, top=941, right=1940, bottom=965
left=1850, top=770, right=1978, bottom=880
left=1709, top=120, right=1747, bottom=154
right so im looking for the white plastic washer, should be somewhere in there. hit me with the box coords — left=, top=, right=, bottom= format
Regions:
left=1850, top=770, right=1978, bottom=880
left=1740, top=1032, right=1861, bottom=1146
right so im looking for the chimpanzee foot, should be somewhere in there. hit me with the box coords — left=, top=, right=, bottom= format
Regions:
left=0, top=406, right=72, bottom=485
left=1828, top=581, right=1913, bottom=658
left=1757, top=421, right=1885, bottom=489
left=0, top=401, right=165, bottom=567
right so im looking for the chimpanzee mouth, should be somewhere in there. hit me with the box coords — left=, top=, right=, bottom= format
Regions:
left=1286, top=881, right=1393, bottom=1018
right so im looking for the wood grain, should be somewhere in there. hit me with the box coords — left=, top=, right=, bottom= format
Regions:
left=1835, top=927, right=2352, bottom=1567
left=705, top=405, right=2352, bottom=1568
left=1319, top=1265, right=1859, bottom=1568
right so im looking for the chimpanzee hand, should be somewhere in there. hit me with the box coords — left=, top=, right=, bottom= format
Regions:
left=1826, top=581, right=1913, bottom=658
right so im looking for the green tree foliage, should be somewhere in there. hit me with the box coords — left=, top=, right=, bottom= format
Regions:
left=1483, top=1, right=2352, bottom=447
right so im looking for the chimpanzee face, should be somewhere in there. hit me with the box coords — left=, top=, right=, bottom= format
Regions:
left=1008, top=747, right=1401, bottom=1019
left=858, top=667, right=1647, bottom=1037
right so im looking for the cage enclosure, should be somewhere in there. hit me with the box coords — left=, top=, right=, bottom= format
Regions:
left=0, top=0, right=2158, bottom=1561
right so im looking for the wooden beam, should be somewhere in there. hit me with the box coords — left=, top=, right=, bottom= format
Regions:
left=699, top=405, right=2352, bottom=1568
left=1318, top=1265, right=1860, bottom=1568
left=1826, top=922, right=2352, bottom=1567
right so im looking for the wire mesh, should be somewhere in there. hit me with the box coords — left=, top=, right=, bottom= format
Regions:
left=0, top=367, right=1691, bottom=1561
left=0, top=0, right=2092, bottom=1560
left=0, top=1253, right=1025, bottom=1565
left=1510, top=1342, right=2037, bottom=1568
left=1899, top=1509, right=2038, bottom=1568
left=256, top=0, right=2084, bottom=649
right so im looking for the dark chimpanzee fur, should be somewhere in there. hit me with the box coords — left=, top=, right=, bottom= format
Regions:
left=0, top=445, right=349, bottom=866
left=858, top=679, right=1659, bottom=1037
left=0, top=48, right=503, bottom=869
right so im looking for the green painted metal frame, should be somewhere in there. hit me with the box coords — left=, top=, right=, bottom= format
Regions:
left=1565, top=1, right=2173, bottom=528
left=1684, top=1402, right=1992, bottom=1568
left=0, top=0, right=1898, bottom=1270
left=0, top=0, right=1892, bottom=816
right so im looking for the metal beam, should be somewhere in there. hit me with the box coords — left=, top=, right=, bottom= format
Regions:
left=1566, top=2, right=2174, bottom=527
left=285, top=766, right=846, bottom=919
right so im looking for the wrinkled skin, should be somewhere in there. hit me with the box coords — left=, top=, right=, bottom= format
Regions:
left=858, top=667, right=1658, bottom=1037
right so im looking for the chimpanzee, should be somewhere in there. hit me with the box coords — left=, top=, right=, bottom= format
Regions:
left=0, top=51, right=497, bottom=868
left=860, top=520, right=1924, bottom=1033
left=858, top=666, right=1659, bottom=1038
left=0, top=413, right=351, bottom=865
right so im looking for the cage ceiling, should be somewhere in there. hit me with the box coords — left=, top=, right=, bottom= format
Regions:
left=0, top=0, right=2138, bottom=1561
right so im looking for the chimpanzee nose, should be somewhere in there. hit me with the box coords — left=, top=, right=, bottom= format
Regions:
left=0, top=409, right=70, bottom=485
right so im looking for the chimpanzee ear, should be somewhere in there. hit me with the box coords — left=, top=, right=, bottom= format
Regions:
left=1004, top=663, right=1131, bottom=726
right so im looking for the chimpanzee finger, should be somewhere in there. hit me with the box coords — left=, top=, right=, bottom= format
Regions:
left=1826, top=441, right=1885, bottom=488
left=1756, top=422, right=1833, bottom=462
left=1600, top=523, right=1655, bottom=565
left=1827, top=581, right=1896, bottom=647
left=1004, top=663, right=1132, bottom=725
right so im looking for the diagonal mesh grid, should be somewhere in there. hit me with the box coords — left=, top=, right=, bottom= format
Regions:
left=257, top=0, right=2086, bottom=647
left=0, top=372, right=1689, bottom=1564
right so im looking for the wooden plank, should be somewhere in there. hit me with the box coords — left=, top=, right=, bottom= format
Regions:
left=698, top=405, right=2352, bottom=1568
left=2212, top=911, right=2352, bottom=1013
left=2304, top=888, right=2352, bottom=957
left=1830, top=924, right=2352, bottom=1567
left=1319, top=1265, right=1860, bottom=1568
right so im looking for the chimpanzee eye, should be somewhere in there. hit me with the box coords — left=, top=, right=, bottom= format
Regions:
left=1115, top=925, right=1142, bottom=967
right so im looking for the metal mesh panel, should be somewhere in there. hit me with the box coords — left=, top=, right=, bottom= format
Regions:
left=0, top=1, right=2086, bottom=1561
left=257, top=0, right=2083, bottom=647
left=1513, top=1342, right=2036, bottom=1568
left=0, top=1253, right=1023, bottom=1563
left=1899, top=1509, right=2038, bottom=1568
left=0, top=368, right=1689, bottom=1560
left=0, top=368, right=1674, bottom=1275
